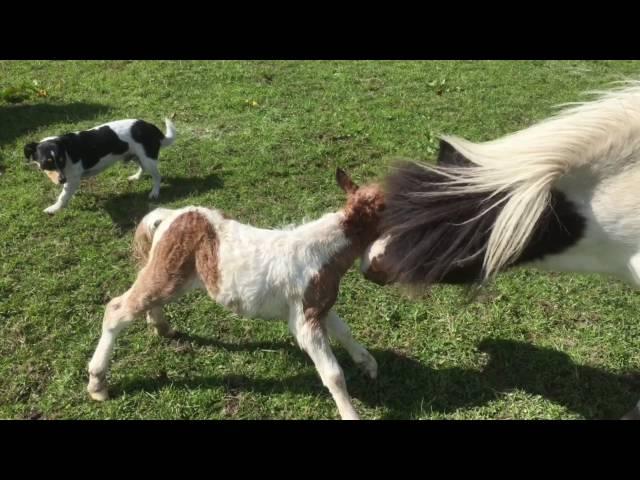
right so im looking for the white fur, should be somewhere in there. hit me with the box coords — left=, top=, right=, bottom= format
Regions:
left=360, top=233, right=390, bottom=274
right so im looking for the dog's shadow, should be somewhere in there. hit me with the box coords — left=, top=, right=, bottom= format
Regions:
left=97, top=174, right=224, bottom=232
left=112, top=334, right=640, bottom=419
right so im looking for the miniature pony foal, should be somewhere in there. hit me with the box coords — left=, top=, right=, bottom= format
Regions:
left=87, top=169, right=385, bottom=420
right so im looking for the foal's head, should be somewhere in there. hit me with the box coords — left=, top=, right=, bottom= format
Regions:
left=335, top=169, right=393, bottom=286
left=336, top=167, right=386, bottom=262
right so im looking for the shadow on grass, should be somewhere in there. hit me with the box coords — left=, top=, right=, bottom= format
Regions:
left=1, top=102, right=110, bottom=176
left=111, top=334, right=640, bottom=419
left=0, top=102, right=110, bottom=147
left=96, top=174, right=224, bottom=233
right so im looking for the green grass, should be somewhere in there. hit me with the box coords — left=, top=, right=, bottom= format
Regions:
left=2, top=60, right=640, bottom=420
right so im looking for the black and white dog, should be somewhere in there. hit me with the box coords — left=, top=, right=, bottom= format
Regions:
left=24, top=118, right=176, bottom=214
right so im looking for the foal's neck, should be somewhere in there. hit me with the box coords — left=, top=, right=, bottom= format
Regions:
left=294, top=211, right=346, bottom=242
left=293, top=210, right=369, bottom=265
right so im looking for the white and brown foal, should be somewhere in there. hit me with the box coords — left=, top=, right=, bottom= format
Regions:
left=87, top=169, right=385, bottom=420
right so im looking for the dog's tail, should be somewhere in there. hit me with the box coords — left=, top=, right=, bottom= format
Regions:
left=133, top=207, right=175, bottom=267
left=160, top=118, right=177, bottom=147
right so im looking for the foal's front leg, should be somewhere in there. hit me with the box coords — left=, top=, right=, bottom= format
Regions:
left=325, top=310, right=377, bottom=379
left=624, top=254, right=640, bottom=419
left=288, top=303, right=359, bottom=420
left=622, top=401, right=640, bottom=420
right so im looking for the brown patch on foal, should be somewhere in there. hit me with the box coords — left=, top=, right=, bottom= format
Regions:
left=127, top=211, right=221, bottom=312
left=303, top=181, right=386, bottom=328
left=132, top=221, right=153, bottom=267
left=341, top=183, right=386, bottom=249
left=303, top=247, right=357, bottom=329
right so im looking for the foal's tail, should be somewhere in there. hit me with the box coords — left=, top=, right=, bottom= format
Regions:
left=133, top=208, right=175, bottom=267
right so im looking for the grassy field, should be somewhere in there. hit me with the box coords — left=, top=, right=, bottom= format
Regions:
left=2, top=60, right=640, bottom=420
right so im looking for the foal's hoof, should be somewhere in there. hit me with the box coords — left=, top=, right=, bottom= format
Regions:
left=87, top=374, right=109, bottom=401
left=88, top=388, right=109, bottom=402
left=357, top=353, right=378, bottom=380
left=621, top=406, right=640, bottom=420
left=341, top=411, right=361, bottom=420
left=154, top=326, right=178, bottom=339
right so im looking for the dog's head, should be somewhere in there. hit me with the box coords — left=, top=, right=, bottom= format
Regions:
left=24, top=140, right=67, bottom=184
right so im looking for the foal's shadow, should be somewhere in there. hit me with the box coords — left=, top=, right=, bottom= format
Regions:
left=95, top=174, right=224, bottom=233
left=112, top=333, right=640, bottom=419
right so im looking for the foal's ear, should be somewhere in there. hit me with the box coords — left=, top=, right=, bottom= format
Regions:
left=336, top=167, right=359, bottom=194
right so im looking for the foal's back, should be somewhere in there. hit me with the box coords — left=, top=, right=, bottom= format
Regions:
left=147, top=206, right=349, bottom=320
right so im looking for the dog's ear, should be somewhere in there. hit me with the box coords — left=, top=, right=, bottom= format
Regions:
left=336, top=167, right=359, bottom=194
left=24, top=142, right=37, bottom=160
left=53, top=144, right=67, bottom=184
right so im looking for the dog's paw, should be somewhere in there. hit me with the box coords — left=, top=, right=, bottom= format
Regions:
left=148, top=190, right=160, bottom=200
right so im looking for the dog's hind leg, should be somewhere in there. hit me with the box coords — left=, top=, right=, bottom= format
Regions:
left=137, top=156, right=161, bottom=199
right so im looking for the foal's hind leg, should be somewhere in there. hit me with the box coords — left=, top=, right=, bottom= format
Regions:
left=87, top=291, right=143, bottom=401
left=87, top=268, right=184, bottom=401
left=146, top=307, right=177, bottom=338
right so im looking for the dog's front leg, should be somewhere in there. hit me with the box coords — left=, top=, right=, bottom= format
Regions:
left=44, top=177, right=79, bottom=214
